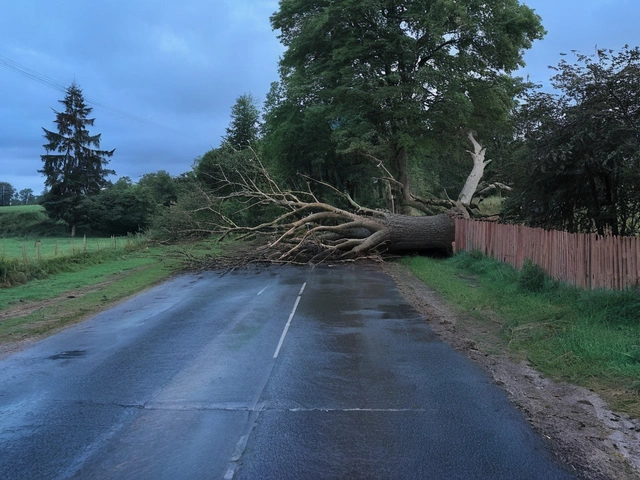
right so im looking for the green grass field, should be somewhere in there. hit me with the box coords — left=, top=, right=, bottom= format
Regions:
left=0, top=236, right=142, bottom=262
left=0, top=205, right=43, bottom=213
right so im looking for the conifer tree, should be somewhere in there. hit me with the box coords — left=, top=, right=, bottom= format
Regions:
left=222, top=94, right=260, bottom=150
left=39, top=82, right=115, bottom=236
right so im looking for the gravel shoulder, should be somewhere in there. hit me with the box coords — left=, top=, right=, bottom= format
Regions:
left=386, top=261, right=640, bottom=480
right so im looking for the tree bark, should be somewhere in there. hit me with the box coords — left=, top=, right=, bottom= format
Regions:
left=458, top=132, right=490, bottom=205
left=382, top=214, right=455, bottom=252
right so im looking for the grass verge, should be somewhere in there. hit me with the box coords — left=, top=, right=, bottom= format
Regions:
left=0, top=238, right=225, bottom=349
left=404, top=252, right=640, bottom=417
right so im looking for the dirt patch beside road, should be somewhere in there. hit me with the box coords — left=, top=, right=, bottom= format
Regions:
left=386, top=262, right=640, bottom=480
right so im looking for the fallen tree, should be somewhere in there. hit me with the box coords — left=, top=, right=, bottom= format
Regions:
left=178, top=136, right=498, bottom=265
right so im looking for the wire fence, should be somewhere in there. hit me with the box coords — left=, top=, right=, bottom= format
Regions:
left=454, top=219, right=640, bottom=291
left=1, top=235, right=145, bottom=265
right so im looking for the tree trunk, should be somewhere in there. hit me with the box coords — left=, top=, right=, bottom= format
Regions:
left=458, top=132, right=490, bottom=205
left=71, top=224, right=76, bottom=238
left=383, top=214, right=455, bottom=252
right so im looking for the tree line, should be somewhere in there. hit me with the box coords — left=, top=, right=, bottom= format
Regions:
left=25, top=1, right=640, bottom=248
left=0, top=183, right=38, bottom=206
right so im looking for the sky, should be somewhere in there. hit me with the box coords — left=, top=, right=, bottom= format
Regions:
left=1, top=0, right=638, bottom=194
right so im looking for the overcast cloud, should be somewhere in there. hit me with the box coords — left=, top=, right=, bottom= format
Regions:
left=1, top=0, right=638, bottom=193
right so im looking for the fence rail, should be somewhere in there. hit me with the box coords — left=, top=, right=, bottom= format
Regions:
left=454, top=219, right=640, bottom=291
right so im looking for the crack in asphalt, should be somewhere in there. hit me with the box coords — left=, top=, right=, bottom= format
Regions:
left=70, top=400, right=429, bottom=414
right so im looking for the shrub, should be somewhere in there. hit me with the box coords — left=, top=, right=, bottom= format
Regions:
left=518, top=259, right=548, bottom=293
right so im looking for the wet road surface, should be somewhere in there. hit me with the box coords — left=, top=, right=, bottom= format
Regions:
left=0, top=265, right=574, bottom=479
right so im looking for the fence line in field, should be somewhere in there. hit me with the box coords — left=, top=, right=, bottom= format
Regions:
left=454, top=219, right=640, bottom=291
left=2, top=235, right=141, bottom=265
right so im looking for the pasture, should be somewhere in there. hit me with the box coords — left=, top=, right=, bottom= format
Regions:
left=0, top=205, right=43, bottom=213
left=0, top=235, right=144, bottom=262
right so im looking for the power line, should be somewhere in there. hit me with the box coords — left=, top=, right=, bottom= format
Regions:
left=0, top=54, right=206, bottom=142
left=0, top=56, right=67, bottom=92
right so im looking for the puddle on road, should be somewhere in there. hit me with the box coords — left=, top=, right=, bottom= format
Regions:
left=48, top=350, right=87, bottom=360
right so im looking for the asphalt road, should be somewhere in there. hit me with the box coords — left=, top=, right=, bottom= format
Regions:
left=0, top=265, right=575, bottom=479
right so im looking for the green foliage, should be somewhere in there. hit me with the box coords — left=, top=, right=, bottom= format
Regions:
left=193, top=147, right=285, bottom=228
left=0, top=182, right=15, bottom=206
left=138, top=170, right=178, bottom=207
left=16, top=188, right=36, bottom=205
left=78, top=177, right=156, bottom=235
left=504, top=46, right=640, bottom=235
left=1, top=178, right=161, bottom=239
left=267, top=0, right=545, bottom=208
left=195, top=146, right=259, bottom=193
left=39, top=82, right=115, bottom=233
left=405, top=253, right=640, bottom=414
left=578, top=290, right=640, bottom=327
left=223, top=94, right=261, bottom=150
left=148, top=186, right=213, bottom=242
left=517, top=259, right=549, bottom=293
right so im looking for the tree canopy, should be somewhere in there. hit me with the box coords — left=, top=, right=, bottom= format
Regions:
left=222, top=94, right=261, bottom=150
left=0, top=182, right=15, bottom=207
left=78, top=177, right=156, bottom=235
left=504, top=46, right=640, bottom=236
left=39, top=82, right=115, bottom=236
left=267, top=0, right=545, bottom=211
left=17, top=188, right=36, bottom=205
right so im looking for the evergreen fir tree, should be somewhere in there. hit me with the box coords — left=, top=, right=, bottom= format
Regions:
left=222, top=94, right=260, bottom=150
left=39, top=82, right=115, bottom=236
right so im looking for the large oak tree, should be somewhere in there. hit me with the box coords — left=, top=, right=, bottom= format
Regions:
left=267, top=0, right=545, bottom=212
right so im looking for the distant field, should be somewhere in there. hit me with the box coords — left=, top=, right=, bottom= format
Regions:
left=0, top=205, right=43, bottom=213
left=0, top=204, right=67, bottom=237
left=0, top=236, right=142, bottom=261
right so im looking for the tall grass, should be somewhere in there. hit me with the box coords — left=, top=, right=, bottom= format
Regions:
left=404, top=252, right=640, bottom=414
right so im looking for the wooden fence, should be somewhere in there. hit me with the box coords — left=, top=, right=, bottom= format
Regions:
left=454, top=219, right=640, bottom=291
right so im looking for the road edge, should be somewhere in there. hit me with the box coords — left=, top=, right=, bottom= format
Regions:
left=384, top=261, right=640, bottom=480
